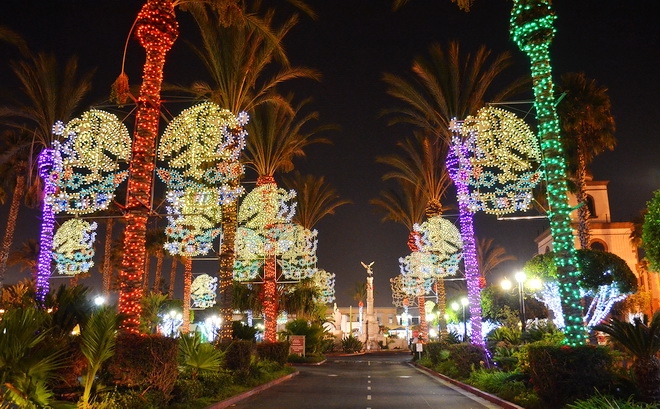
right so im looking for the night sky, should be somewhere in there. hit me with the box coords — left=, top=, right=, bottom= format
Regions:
left=1, top=1, right=659, bottom=307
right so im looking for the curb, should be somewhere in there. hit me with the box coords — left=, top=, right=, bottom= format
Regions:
left=205, top=371, right=299, bottom=409
left=413, top=363, right=525, bottom=409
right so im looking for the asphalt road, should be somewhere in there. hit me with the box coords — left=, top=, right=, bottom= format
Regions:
left=225, top=352, right=505, bottom=409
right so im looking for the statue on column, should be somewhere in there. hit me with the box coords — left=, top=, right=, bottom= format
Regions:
left=360, top=261, right=382, bottom=350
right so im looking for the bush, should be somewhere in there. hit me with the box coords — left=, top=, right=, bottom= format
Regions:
left=256, top=341, right=290, bottom=365
left=223, top=340, right=254, bottom=373
left=108, top=388, right=168, bottom=409
left=232, top=321, right=257, bottom=341
left=104, top=334, right=179, bottom=398
left=284, top=319, right=327, bottom=355
left=171, top=378, right=204, bottom=403
left=198, top=369, right=233, bottom=397
left=341, top=335, right=363, bottom=353
left=567, top=391, right=659, bottom=409
left=527, top=344, right=614, bottom=408
left=467, top=369, right=529, bottom=403
left=445, top=343, right=488, bottom=380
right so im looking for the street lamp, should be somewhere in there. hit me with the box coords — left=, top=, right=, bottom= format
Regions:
left=501, top=271, right=542, bottom=332
left=451, top=297, right=469, bottom=342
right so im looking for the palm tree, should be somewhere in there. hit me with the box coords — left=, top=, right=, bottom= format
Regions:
left=393, top=0, right=474, bottom=12
left=382, top=41, right=528, bottom=145
left=476, top=237, right=517, bottom=288
left=374, top=130, right=453, bottom=340
left=594, top=311, right=660, bottom=402
left=383, top=41, right=527, bottom=345
left=7, top=238, right=39, bottom=282
left=79, top=307, right=120, bottom=409
left=281, top=171, right=351, bottom=230
left=0, top=49, right=93, bottom=289
left=182, top=3, right=320, bottom=343
left=241, top=97, right=330, bottom=342
left=145, top=228, right=167, bottom=292
left=556, top=72, right=616, bottom=249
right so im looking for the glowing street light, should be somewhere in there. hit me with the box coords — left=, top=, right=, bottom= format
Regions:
left=501, top=272, right=542, bottom=332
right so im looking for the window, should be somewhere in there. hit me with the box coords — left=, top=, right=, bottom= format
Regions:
left=589, top=240, right=606, bottom=251
left=586, top=195, right=597, bottom=218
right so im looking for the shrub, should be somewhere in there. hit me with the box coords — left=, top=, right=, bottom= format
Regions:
left=284, top=319, right=327, bottom=355
left=198, top=369, right=233, bottom=397
left=341, top=335, right=363, bottom=353
left=223, top=340, right=254, bottom=373
left=171, top=378, right=204, bottom=403
left=256, top=341, right=290, bottom=365
left=567, top=391, right=659, bottom=409
left=467, top=369, right=527, bottom=402
left=445, top=343, right=488, bottom=380
left=527, top=344, right=614, bottom=408
left=424, top=342, right=450, bottom=366
left=232, top=321, right=257, bottom=341
left=104, top=334, right=179, bottom=398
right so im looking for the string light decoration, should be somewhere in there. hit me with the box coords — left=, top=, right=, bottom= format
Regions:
left=510, top=0, right=586, bottom=345
left=190, top=273, right=218, bottom=309
left=390, top=275, right=421, bottom=308
left=157, top=102, right=248, bottom=257
left=118, top=0, right=179, bottom=333
left=52, top=219, right=98, bottom=275
left=446, top=107, right=542, bottom=347
left=312, top=269, right=336, bottom=304
left=234, top=182, right=317, bottom=342
left=399, top=215, right=463, bottom=342
left=36, top=149, right=58, bottom=304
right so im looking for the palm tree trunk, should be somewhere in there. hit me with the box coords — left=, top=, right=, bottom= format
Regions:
left=118, top=0, right=179, bottom=333
left=511, top=0, right=585, bottom=346
left=0, top=172, right=26, bottom=285
left=36, top=151, right=56, bottom=304
left=143, top=254, right=151, bottom=291
left=263, top=252, right=278, bottom=343
left=417, top=290, right=427, bottom=343
left=169, top=256, right=177, bottom=298
left=218, top=200, right=237, bottom=343
left=436, top=279, right=448, bottom=340
left=153, top=250, right=163, bottom=293
left=575, top=145, right=591, bottom=249
left=182, top=257, right=192, bottom=334
left=102, top=218, right=114, bottom=296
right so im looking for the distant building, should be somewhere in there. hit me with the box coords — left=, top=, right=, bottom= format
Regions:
left=534, top=178, right=660, bottom=315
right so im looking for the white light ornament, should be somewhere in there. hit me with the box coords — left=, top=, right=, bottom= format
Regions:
left=190, top=273, right=218, bottom=309
left=48, top=110, right=131, bottom=215
left=312, top=269, right=336, bottom=304
left=448, top=106, right=542, bottom=215
left=157, top=102, right=249, bottom=257
left=390, top=275, right=423, bottom=307
left=52, top=219, right=98, bottom=275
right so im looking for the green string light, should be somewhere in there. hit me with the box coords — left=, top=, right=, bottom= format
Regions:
left=510, top=0, right=586, bottom=346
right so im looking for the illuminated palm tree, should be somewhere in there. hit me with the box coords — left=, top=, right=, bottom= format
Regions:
left=382, top=41, right=528, bottom=145
left=375, top=130, right=453, bottom=340
left=242, top=97, right=330, bottom=341
left=556, top=72, right=616, bottom=248
left=7, top=239, right=39, bottom=283
left=0, top=49, right=93, bottom=290
left=183, top=3, right=319, bottom=343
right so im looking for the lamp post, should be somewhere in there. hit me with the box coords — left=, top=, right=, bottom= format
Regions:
left=452, top=297, right=469, bottom=342
left=501, top=272, right=542, bottom=332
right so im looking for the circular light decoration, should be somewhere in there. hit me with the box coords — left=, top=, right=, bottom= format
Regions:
left=190, top=273, right=218, bottom=309
left=157, top=102, right=249, bottom=257
left=312, top=269, right=336, bottom=304
left=238, top=183, right=297, bottom=230
left=48, top=110, right=131, bottom=215
left=448, top=106, right=542, bottom=215
left=52, top=219, right=98, bottom=275
left=390, top=275, right=424, bottom=307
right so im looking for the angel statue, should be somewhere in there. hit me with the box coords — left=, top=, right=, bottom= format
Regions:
left=361, top=261, right=375, bottom=276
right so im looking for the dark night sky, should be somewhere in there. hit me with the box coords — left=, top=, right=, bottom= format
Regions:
left=1, top=1, right=659, bottom=307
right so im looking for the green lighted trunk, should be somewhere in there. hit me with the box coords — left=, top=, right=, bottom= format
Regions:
left=510, top=0, right=586, bottom=346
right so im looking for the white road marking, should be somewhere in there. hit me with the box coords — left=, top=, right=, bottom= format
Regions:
left=367, top=395, right=371, bottom=400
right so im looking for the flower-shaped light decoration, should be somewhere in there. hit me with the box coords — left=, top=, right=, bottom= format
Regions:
left=312, top=269, right=336, bottom=304
left=390, top=275, right=424, bottom=308
left=190, top=273, right=218, bottom=309
left=48, top=110, right=131, bottom=215
left=157, top=102, right=249, bottom=257
left=52, top=219, right=98, bottom=275
left=234, top=183, right=316, bottom=282
left=400, top=216, right=464, bottom=280
left=448, top=106, right=542, bottom=216
left=446, top=106, right=542, bottom=348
